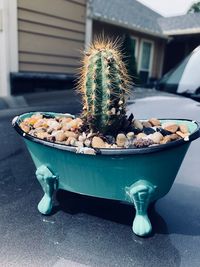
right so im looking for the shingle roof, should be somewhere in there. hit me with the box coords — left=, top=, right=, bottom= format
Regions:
left=90, top=0, right=200, bottom=37
left=90, top=0, right=164, bottom=37
left=158, top=13, right=200, bottom=35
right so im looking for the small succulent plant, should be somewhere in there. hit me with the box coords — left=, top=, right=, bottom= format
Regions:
left=77, top=39, right=131, bottom=135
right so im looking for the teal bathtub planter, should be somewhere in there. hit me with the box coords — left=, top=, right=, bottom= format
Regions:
left=13, top=112, right=200, bottom=237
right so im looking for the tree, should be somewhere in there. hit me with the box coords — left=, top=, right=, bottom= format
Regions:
left=188, top=1, right=200, bottom=13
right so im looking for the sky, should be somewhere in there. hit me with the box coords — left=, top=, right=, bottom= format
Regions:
left=137, top=0, right=197, bottom=17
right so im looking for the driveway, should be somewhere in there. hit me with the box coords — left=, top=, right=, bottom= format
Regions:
left=0, top=90, right=200, bottom=267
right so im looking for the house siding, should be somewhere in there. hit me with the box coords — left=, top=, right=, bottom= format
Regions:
left=93, top=20, right=166, bottom=79
left=17, top=0, right=87, bottom=74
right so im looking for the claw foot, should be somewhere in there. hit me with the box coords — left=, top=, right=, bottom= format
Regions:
left=36, top=165, right=57, bottom=215
left=126, top=180, right=156, bottom=237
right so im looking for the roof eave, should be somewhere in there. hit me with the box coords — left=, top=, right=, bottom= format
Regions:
left=163, top=28, right=200, bottom=35
left=92, top=14, right=168, bottom=40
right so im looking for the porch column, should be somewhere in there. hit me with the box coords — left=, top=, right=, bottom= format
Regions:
left=0, top=0, right=18, bottom=97
left=85, top=0, right=93, bottom=49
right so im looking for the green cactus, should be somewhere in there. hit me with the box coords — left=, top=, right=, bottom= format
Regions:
left=78, top=39, right=131, bottom=134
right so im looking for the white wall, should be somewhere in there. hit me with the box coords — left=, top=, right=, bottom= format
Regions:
left=0, top=0, right=18, bottom=97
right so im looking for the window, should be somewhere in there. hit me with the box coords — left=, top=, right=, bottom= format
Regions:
left=138, top=40, right=154, bottom=84
left=130, top=37, right=138, bottom=58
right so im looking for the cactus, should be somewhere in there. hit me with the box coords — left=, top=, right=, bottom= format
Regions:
left=77, top=39, right=131, bottom=135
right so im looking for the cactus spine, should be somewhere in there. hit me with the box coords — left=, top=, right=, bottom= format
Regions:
left=78, top=39, right=131, bottom=134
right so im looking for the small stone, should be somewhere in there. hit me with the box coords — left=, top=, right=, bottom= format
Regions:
left=156, top=128, right=172, bottom=136
left=20, top=122, right=30, bottom=133
left=149, top=118, right=161, bottom=126
left=87, top=132, right=95, bottom=139
left=116, top=133, right=127, bottom=147
left=78, top=135, right=85, bottom=142
left=36, top=131, right=49, bottom=140
left=148, top=132, right=163, bottom=144
left=62, top=123, right=71, bottom=131
left=105, top=143, right=112, bottom=148
left=162, top=122, right=174, bottom=128
left=110, top=107, right=116, bottom=115
left=111, top=144, right=118, bottom=148
left=55, top=130, right=66, bottom=142
left=26, top=117, right=39, bottom=126
left=65, top=137, right=73, bottom=145
left=47, top=128, right=54, bottom=134
left=70, top=120, right=78, bottom=128
left=136, top=133, right=147, bottom=139
left=47, top=135, right=56, bottom=142
left=160, top=136, right=171, bottom=144
left=92, top=136, right=106, bottom=148
left=33, top=119, right=48, bottom=129
left=134, top=138, right=153, bottom=148
left=142, top=121, right=152, bottom=128
left=133, top=119, right=143, bottom=131
left=64, top=131, right=78, bottom=139
left=170, top=134, right=180, bottom=140
left=105, top=135, right=115, bottom=144
left=69, top=137, right=77, bottom=146
left=126, top=132, right=135, bottom=140
left=61, top=117, right=73, bottom=124
left=84, top=139, right=91, bottom=147
left=179, top=124, right=189, bottom=134
left=176, top=131, right=189, bottom=138
left=82, top=132, right=87, bottom=140
left=163, top=124, right=179, bottom=133
left=47, top=120, right=61, bottom=130
left=143, top=127, right=155, bottom=135
left=74, top=141, right=84, bottom=147
left=31, top=113, right=43, bottom=120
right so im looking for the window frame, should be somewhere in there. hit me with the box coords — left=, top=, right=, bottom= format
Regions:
left=138, top=38, right=154, bottom=78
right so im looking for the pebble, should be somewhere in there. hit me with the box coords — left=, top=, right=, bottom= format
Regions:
left=126, top=132, right=135, bottom=140
left=84, top=139, right=91, bottom=147
left=136, top=133, right=147, bottom=139
left=69, top=137, right=77, bottom=146
left=176, top=131, right=189, bottom=138
left=143, top=127, right=155, bottom=135
left=47, top=120, right=61, bottom=130
left=25, top=117, right=39, bottom=126
left=87, top=132, right=95, bottom=139
left=36, top=131, right=49, bottom=140
left=148, top=132, right=163, bottom=144
left=105, top=143, right=112, bottom=148
left=179, top=124, right=189, bottom=134
left=170, top=134, right=180, bottom=140
left=142, top=121, right=152, bottom=128
left=55, top=131, right=66, bottom=142
left=65, top=137, right=75, bottom=146
left=64, top=131, right=78, bottom=139
left=160, top=136, right=171, bottom=144
left=105, top=135, right=115, bottom=144
left=92, top=136, right=106, bottom=148
left=163, top=124, right=178, bottom=133
left=116, top=133, right=127, bottom=147
left=134, top=138, right=153, bottom=148
left=74, top=141, right=84, bottom=147
left=20, top=122, right=30, bottom=133
left=33, top=119, right=48, bottom=129
left=133, top=119, right=143, bottom=131
left=149, top=118, right=161, bottom=126
left=157, top=127, right=172, bottom=136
